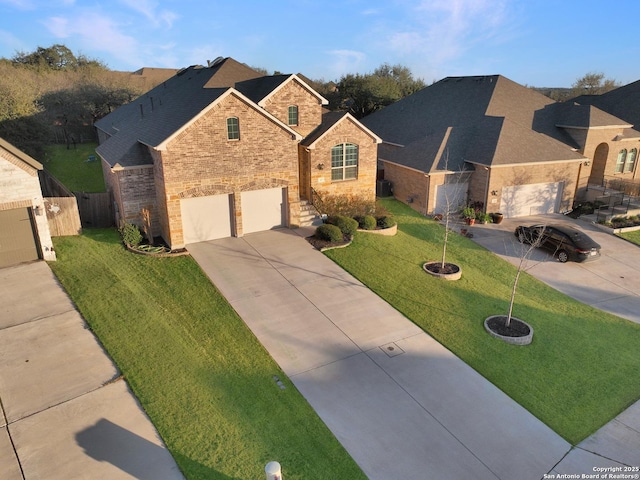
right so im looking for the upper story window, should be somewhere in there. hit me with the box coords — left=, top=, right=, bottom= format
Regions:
left=331, top=143, right=358, bottom=181
left=227, top=117, right=239, bottom=140
left=288, top=105, right=298, bottom=126
left=615, top=149, right=627, bottom=173
left=625, top=148, right=637, bottom=173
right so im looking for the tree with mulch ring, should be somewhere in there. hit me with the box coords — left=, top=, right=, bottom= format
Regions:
left=484, top=226, right=544, bottom=345
left=423, top=160, right=464, bottom=281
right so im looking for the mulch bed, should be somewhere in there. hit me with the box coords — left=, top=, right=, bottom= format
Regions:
left=306, top=234, right=351, bottom=251
left=423, top=262, right=460, bottom=275
left=486, top=315, right=531, bottom=337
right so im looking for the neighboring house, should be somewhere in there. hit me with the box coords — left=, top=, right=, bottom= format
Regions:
left=361, top=75, right=640, bottom=218
left=95, top=58, right=380, bottom=249
left=0, top=137, right=56, bottom=268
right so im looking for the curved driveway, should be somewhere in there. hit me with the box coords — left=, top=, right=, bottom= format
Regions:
left=469, top=213, right=640, bottom=324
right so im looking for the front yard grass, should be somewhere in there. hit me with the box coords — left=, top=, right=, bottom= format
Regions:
left=617, top=229, right=640, bottom=246
left=49, top=229, right=366, bottom=480
left=325, top=199, right=640, bottom=445
left=44, top=143, right=105, bottom=192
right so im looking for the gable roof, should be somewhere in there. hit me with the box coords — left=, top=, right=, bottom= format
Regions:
left=236, top=74, right=329, bottom=107
left=96, top=59, right=302, bottom=169
left=0, top=137, right=43, bottom=171
left=554, top=103, right=632, bottom=129
left=363, top=74, right=586, bottom=173
left=301, top=111, right=382, bottom=149
left=571, top=79, right=640, bottom=128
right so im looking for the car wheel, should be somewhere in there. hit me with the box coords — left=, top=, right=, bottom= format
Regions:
left=558, top=250, right=569, bottom=263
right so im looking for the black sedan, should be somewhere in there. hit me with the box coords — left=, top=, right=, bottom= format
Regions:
left=514, top=224, right=601, bottom=262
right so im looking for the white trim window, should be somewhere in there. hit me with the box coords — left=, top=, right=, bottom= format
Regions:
left=288, top=105, right=298, bottom=126
left=227, top=117, right=240, bottom=140
left=625, top=148, right=637, bottom=173
left=331, top=143, right=358, bottom=181
left=615, top=149, right=627, bottom=173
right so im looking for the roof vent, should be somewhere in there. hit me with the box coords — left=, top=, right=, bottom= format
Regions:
left=207, top=57, right=225, bottom=68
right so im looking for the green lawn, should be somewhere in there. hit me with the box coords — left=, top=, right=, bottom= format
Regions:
left=44, top=143, right=105, bottom=192
left=49, top=229, right=366, bottom=480
left=618, top=229, right=640, bottom=246
left=325, top=199, right=640, bottom=444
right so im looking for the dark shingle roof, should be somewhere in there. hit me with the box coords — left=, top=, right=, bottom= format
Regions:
left=362, top=75, right=586, bottom=173
left=234, top=75, right=291, bottom=104
left=301, top=111, right=349, bottom=147
left=572, top=79, right=640, bottom=128
left=95, top=58, right=270, bottom=168
left=554, top=103, right=631, bottom=128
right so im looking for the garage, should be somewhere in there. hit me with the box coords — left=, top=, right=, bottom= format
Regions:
left=0, top=208, right=40, bottom=268
left=241, top=188, right=286, bottom=235
left=435, top=182, right=468, bottom=215
left=180, top=195, right=233, bottom=244
left=500, top=182, right=563, bottom=218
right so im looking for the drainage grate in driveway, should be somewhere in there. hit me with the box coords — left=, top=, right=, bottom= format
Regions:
left=379, top=342, right=405, bottom=358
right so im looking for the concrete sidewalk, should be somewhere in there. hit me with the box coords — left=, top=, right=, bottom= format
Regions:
left=0, top=262, right=183, bottom=480
left=188, top=229, right=572, bottom=480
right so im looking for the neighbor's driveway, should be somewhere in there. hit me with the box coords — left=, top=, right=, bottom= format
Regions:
left=469, top=213, right=640, bottom=324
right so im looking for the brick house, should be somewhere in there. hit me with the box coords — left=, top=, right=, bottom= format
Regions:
left=95, top=58, right=380, bottom=248
left=362, top=75, right=640, bottom=218
left=0, top=137, right=56, bottom=268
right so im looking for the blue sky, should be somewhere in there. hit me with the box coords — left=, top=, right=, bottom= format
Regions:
left=1, top=0, right=639, bottom=88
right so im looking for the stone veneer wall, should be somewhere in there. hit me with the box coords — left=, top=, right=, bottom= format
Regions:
left=157, top=93, right=300, bottom=248
left=308, top=117, right=378, bottom=203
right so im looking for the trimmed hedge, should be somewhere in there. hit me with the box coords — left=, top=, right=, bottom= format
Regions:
left=316, top=224, right=343, bottom=242
left=355, top=215, right=377, bottom=230
left=325, top=215, right=359, bottom=236
left=377, top=215, right=396, bottom=229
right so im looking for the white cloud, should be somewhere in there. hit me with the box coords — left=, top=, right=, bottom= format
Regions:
left=376, top=0, right=515, bottom=78
left=44, top=11, right=143, bottom=68
left=326, top=49, right=367, bottom=78
left=117, top=0, right=179, bottom=28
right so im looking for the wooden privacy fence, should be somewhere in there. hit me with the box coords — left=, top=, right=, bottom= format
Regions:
left=44, top=197, right=82, bottom=236
left=74, top=192, right=114, bottom=228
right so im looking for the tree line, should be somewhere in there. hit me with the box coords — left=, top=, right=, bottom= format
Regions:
left=0, top=44, right=619, bottom=161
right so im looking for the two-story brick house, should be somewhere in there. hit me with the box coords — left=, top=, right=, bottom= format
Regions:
left=95, top=58, right=380, bottom=248
left=361, top=75, right=640, bottom=218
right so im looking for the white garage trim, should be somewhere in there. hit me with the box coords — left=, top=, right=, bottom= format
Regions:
left=500, top=182, right=563, bottom=218
left=241, top=188, right=286, bottom=235
left=181, top=195, right=233, bottom=244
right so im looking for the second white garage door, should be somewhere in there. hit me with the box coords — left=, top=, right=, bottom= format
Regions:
left=241, top=188, right=285, bottom=235
left=181, top=195, right=232, bottom=244
left=500, top=182, right=562, bottom=218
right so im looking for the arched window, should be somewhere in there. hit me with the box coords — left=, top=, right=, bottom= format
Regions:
left=615, top=149, right=627, bottom=173
left=227, top=117, right=239, bottom=140
left=331, top=143, right=358, bottom=181
left=288, top=105, right=298, bottom=126
left=625, top=148, right=637, bottom=173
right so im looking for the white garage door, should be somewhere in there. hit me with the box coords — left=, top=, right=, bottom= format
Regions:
left=500, top=182, right=562, bottom=218
left=435, top=183, right=468, bottom=215
left=241, top=188, right=285, bottom=235
left=180, top=195, right=232, bottom=244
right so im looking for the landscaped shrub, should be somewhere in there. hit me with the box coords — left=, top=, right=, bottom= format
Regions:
left=355, top=215, right=377, bottom=230
left=325, top=215, right=359, bottom=236
left=119, top=222, right=143, bottom=246
left=377, top=215, right=396, bottom=229
left=315, top=224, right=343, bottom=242
left=318, top=194, right=376, bottom=217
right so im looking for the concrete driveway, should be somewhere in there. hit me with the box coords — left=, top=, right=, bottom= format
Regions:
left=0, top=262, right=183, bottom=480
left=469, top=213, right=640, bottom=324
left=188, top=229, right=571, bottom=480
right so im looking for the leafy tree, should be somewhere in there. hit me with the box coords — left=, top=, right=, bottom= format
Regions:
left=571, top=72, right=618, bottom=97
left=11, top=44, right=106, bottom=71
left=333, top=63, right=425, bottom=118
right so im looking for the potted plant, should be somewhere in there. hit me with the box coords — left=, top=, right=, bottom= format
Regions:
left=462, top=207, right=476, bottom=225
left=477, top=212, right=492, bottom=224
